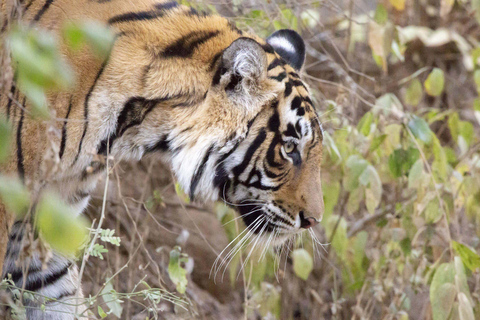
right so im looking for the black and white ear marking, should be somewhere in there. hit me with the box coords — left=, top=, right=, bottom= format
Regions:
left=222, top=37, right=268, bottom=89
left=267, top=29, right=306, bottom=71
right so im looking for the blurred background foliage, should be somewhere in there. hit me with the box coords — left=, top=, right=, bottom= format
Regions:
left=1, top=0, right=480, bottom=319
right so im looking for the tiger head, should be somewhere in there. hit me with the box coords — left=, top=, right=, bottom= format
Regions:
left=190, top=30, right=324, bottom=241
left=132, top=24, right=323, bottom=242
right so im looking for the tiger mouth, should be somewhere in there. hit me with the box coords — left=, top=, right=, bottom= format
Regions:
left=236, top=202, right=300, bottom=235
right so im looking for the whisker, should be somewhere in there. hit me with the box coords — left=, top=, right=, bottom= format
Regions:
left=221, top=207, right=264, bottom=226
left=211, top=214, right=264, bottom=281
left=217, top=216, right=265, bottom=280
left=237, top=221, right=269, bottom=279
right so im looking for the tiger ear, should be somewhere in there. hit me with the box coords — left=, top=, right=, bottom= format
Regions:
left=221, top=37, right=268, bottom=92
left=267, top=29, right=305, bottom=71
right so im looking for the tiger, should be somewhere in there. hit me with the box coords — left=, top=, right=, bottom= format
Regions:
left=0, top=0, right=324, bottom=318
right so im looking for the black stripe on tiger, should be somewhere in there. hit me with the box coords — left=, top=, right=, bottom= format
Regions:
left=189, top=145, right=214, bottom=200
left=290, top=96, right=302, bottom=111
left=284, top=123, right=299, bottom=139
left=97, top=94, right=188, bottom=155
left=208, top=52, right=223, bottom=72
left=291, top=79, right=307, bottom=90
left=16, top=98, right=26, bottom=182
left=213, top=113, right=259, bottom=190
left=24, top=263, right=72, bottom=292
left=267, top=103, right=280, bottom=132
left=32, top=0, right=54, bottom=23
left=267, top=59, right=285, bottom=71
left=59, top=98, right=73, bottom=159
left=266, top=134, right=282, bottom=168
left=10, top=265, right=42, bottom=284
left=269, top=72, right=287, bottom=82
left=263, top=160, right=288, bottom=179
left=97, top=97, right=162, bottom=155
left=68, top=190, right=90, bottom=204
left=5, top=83, right=16, bottom=120
left=145, top=135, right=171, bottom=153
left=284, top=81, right=293, bottom=97
left=232, top=129, right=266, bottom=177
left=162, top=30, right=221, bottom=58
left=24, top=0, right=35, bottom=12
left=108, top=1, right=179, bottom=24
left=73, top=60, right=108, bottom=165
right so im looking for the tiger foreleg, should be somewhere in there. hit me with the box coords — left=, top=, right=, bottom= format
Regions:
left=2, top=221, right=88, bottom=320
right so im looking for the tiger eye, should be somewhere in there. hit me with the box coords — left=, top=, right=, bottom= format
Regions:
left=284, top=141, right=295, bottom=154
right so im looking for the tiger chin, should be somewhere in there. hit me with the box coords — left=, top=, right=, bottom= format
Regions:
left=0, top=0, right=324, bottom=318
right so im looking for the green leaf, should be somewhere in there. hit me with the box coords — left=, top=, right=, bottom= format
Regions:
left=430, top=263, right=456, bottom=320
left=90, top=243, right=108, bottom=260
left=17, top=81, right=50, bottom=119
left=374, top=4, right=388, bottom=25
left=347, top=187, right=364, bottom=214
left=9, top=26, right=74, bottom=90
left=0, top=117, right=12, bottom=163
left=452, top=241, right=480, bottom=272
left=424, top=198, right=442, bottom=224
left=458, top=121, right=474, bottom=147
left=408, top=115, right=433, bottom=144
left=323, top=131, right=342, bottom=162
left=0, top=175, right=30, bottom=217
left=63, top=20, right=115, bottom=60
left=344, top=155, right=369, bottom=191
left=323, top=180, right=340, bottom=219
left=472, top=47, right=480, bottom=68
left=174, top=182, right=190, bottom=204
left=448, top=113, right=460, bottom=142
left=168, top=246, right=188, bottom=294
left=404, top=78, right=423, bottom=106
left=325, top=215, right=348, bottom=259
left=100, top=228, right=121, bottom=246
left=9, top=26, right=74, bottom=118
left=375, top=93, right=404, bottom=116
left=292, top=249, right=313, bottom=280
left=390, top=0, right=405, bottom=11
left=388, top=148, right=420, bottom=178
left=454, top=256, right=473, bottom=303
left=98, top=306, right=107, bottom=319
left=432, top=283, right=456, bottom=320
left=458, top=292, right=475, bottom=320
left=357, top=112, right=374, bottom=136
left=370, top=134, right=387, bottom=152
left=101, top=282, right=123, bottom=318
left=474, top=98, right=480, bottom=125
left=432, top=136, right=448, bottom=181
left=449, top=113, right=474, bottom=148
left=424, top=68, right=445, bottom=97
left=399, top=237, right=412, bottom=256
left=408, top=159, right=425, bottom=189
left=359, top=165, right=382, bottom=214
left=474, top=70, right=480, bottom=94
left=36, top=192, right=88, bottom=256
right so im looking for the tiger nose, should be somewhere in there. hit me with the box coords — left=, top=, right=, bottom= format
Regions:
left=299, top=211, right=319, bottom=229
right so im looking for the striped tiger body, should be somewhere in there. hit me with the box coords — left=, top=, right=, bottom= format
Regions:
left=0, top=0, right=324, bottom=318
